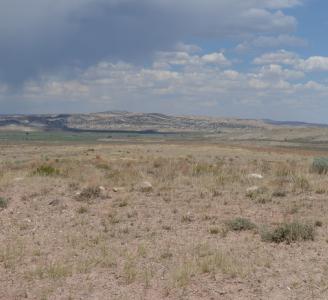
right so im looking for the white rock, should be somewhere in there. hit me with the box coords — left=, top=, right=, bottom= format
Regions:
left=138, top=181, right=153, bottom=192
left=247, top=173, right=263, bottom=179
left=14, top=177, right=24, bottom=182
left=246, top=186, right=259, bottom=193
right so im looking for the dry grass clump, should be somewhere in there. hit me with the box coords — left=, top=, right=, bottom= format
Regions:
left=26, top=262, right=72, bottom=281
left=269, top=160, right=312, bottom=194
left=170, top=244, right=242, bottom=288
left=246, top=187, right=271, bottom=203
left=0, top=239, right=25, bottom=270
left=197, top=250, right=240, bottom=277
left=148, top=157, right=191, bottom=186
left=274, top=161, right=297, bottom=177
left=261, top=222, right=315, bottom=244
left=122, top=256, right=138, bottom=284
left=225, top=218, right=256, bottom=232
left=104, top=161, right=141, bottom=186
left=192, top=162, right=221, bottom=176
left=76, top=186, right=101, bottom=202
left=291, top=175, right=311, bottom=192
left=33, top=165, right=60, bottom=176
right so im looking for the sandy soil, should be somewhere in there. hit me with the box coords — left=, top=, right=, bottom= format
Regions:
left=1, top=142, right=328, bottom=299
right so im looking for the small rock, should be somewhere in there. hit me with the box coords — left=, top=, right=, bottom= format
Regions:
left=247, top=173, right=263, bottom=179
left=138, top=181, right=153, bottom=192
left=113, top=187, right=124, bottom=192
left=246, top=186, right=259, bottom=193
left=99, top=186, right=106, bottom=191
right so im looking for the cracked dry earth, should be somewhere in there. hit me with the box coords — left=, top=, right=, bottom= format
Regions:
left=1, top=142, right=328, bottom=299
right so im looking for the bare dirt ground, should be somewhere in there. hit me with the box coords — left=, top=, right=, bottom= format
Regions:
left=1, top=141, right=328, bottom=299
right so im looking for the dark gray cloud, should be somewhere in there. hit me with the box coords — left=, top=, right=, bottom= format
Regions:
left=0, top=0, right=299, bottom=83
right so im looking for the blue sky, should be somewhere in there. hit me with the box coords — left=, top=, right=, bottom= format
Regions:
left=1, top=0, right=328, bottom=122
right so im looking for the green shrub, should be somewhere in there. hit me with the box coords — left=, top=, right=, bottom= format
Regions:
left=33, top=165, right=60, bottom=176
left=311, top=157, right=328, bottom=174
left=225, top=218, right=256, bottom=231
left=0, top=197, right=8, bottom=209
left=262, top=222, right=315, bottom=244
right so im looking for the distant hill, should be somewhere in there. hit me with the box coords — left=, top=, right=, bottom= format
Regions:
left=263, top=119, right=328, bottom=128
left=0, top=111, right=325, bottom=132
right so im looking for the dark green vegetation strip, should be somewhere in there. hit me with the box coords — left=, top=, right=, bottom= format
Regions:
left=0, top=130, right=203, bottom=144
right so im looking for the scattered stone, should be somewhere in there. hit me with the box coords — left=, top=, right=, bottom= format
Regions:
left=247, top=173, right=263, bottom=179
left=99, top=186, right=108, bottom=198
left=246, top=186, right=259, bottom=193
left=14, top=177, right=24, bottom=182
left=113, top=187, right=124, bottom=192
left=138, top=181, right=153, bottom=192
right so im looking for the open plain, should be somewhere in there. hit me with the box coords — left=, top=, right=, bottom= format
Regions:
left=2, top=0, right=328, bottom=298
left=1, top=131, right=328, bottom=299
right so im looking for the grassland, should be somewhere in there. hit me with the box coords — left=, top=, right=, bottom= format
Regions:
left=1, top=131, right=328, bottom=299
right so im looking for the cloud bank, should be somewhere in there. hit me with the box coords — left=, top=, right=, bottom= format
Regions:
left=0, top=0, right=300, bottom=83
left=2, top=0, right=328, bottom=123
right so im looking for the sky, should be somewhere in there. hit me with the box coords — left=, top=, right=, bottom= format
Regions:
left=1, top=0, right=328, bottom=122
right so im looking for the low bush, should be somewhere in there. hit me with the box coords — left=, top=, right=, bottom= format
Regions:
left=261, top=222, right=315, bottom=244
left=311, top=157, right=328, bottom=174
left=0, top=197, right=8, bottom=209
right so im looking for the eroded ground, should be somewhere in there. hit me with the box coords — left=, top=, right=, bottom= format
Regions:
left=1, top=142, right=328, bottom=299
